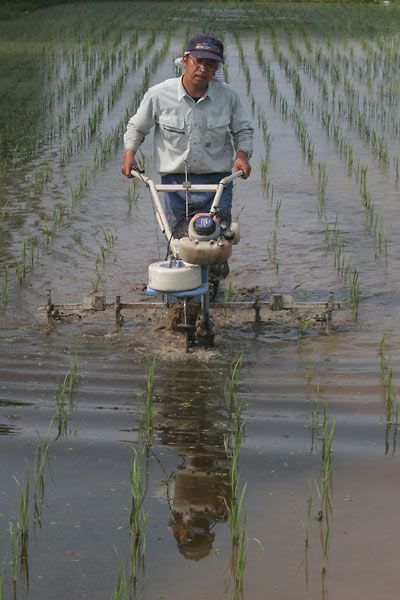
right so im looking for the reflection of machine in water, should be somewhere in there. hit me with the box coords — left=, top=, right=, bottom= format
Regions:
left=156, top=371, right=231, bottom=561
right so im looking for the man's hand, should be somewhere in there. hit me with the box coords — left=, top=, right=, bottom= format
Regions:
left=121, top=149, right=137, bottom=178
left=233, top=151, right=251, bottom=179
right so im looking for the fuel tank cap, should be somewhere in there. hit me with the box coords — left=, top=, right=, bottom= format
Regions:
left=193, top=214, right=216, bottom=236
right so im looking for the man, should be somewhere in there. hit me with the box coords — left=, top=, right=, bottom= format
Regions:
left=121, top=34, right=253, bottom=233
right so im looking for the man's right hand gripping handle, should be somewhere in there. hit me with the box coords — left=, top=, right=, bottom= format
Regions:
left=121, top=149, right=137, bottom=178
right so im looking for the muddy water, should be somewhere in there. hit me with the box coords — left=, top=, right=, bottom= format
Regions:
left=2, top=5, right=400, bottom=599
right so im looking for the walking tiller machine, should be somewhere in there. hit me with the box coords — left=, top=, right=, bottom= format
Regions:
left=43, top=169, right=340, bottom=352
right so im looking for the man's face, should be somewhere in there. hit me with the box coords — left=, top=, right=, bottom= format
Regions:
left=182, top=54, right=219, bottom=86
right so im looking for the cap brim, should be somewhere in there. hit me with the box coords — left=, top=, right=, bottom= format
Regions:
left=190, top=50, right=224, bottom=64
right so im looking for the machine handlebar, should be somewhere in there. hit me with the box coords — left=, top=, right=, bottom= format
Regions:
left=130, top=168, right=244, bottom=191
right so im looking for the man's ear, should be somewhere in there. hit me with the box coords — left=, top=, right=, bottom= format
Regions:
left=182, top=54, right=188, bottom=67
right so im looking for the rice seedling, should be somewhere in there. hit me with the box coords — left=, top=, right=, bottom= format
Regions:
left=55, top=358, right=79, bottom=437
left=128, top=449, right=147, bottom=587
left=317, top=162, right=328, bottom=216
left=297, top=315, right=313, bottom=346
left=127, top=181, right=139, bottom=214
left=378, top=327, right=391, bottom=375
left=227, top=478, right=247, bottom=546
left=296, top=487, right=313, bottom=583
left=349, top=268, right=361, bottom=318
left=267, top=229, right=279, bottom=274
left=305, top=358, right=314, bottom=385
left=13, top=476, right=29, bottom=539
left=274, top=199, right=282, bottom=225
left=0, top=202, right=9, bottom=228
left=1, top=268, right=8, bottom=308
left=33, top=421, right=53, bottom=527
left=55, top=381, right=68, bottom=437
left=316, top=415, right=334, bottom=523
left=10, top=475, right=30, bottom=587
left=223, top=282, right=240, bottom=320
left=228, top=515, right=248, bottom=599
left=320, top=516, right=332, bottom=577
left=224, top=354, right=243, bottom=415
left=9, top=522, right=18, bottom=592
left=112, top=555, right=128, bottom=600
left=140, top=357, right=155, bottom=444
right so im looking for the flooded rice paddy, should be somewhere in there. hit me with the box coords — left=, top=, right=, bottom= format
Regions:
left=2, top=2, right=400, bottom=598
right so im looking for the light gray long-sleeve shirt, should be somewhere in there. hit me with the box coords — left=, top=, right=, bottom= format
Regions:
left=123, top=76, right=253, bottom=174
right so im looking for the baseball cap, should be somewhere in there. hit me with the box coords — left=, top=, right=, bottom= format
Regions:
left=185, top=34, right=224, bottom=64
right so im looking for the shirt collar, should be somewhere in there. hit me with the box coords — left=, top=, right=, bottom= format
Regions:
left=178, top=75, right=216, bottom=102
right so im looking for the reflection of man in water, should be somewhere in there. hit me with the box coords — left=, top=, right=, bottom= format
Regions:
left=157, top=371, right=231, bottom=560
left=169, top=450, right=229, bottom=561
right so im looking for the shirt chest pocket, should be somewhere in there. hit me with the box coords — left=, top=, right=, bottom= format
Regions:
left=206, top=115, right=230, bottom=145
left=159, top=114, right=185, bottom=136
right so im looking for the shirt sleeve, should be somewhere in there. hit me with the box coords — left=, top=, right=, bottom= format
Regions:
left=229, top=90, right=254, bottom=159
left=123, top=89, right=156, bottom=152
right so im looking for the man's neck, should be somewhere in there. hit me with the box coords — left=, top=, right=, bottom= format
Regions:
left=182, top=73, right=208, bottom=99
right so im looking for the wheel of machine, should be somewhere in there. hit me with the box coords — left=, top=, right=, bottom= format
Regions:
left=148, top=260, right=202, bottom=292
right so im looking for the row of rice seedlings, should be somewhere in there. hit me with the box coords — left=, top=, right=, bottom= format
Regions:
left=290, top=108, right=315, bottom=169
left=25, top=31, right=156, bottom=207
left=45, top=23, right=142, bottom=134
left=273, top=36, right=304, bottom=105
left=256, top=37, right=363, bottom=312
left=57, top=31, right=147, bottom=160
left=316, top=411, right=335, bottom=577
left=259, top=41, right=354, bottom=300
left=317, top=114, right=388, bottom=255
left=2, top=37, right=172, bottom=301
left=223, top=353, right=249, bottom=597
left=301, top=40, right=396, bottom=175
left=301, top=386, right=335, bottom=580
left=284, top=35, right=400, bottom=206
left=255, top=34, right=278, bottom=104
left=1, top=356, right=79, bottom=594
left=113, top=358, right=155, bottom=596
left=126, top=180, right=140, bottom=215
left=0, top=11, right=128, bottom=175
left=258, top=44, right=365, bottom=316
left=262, top=52, right=367, bottom=314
